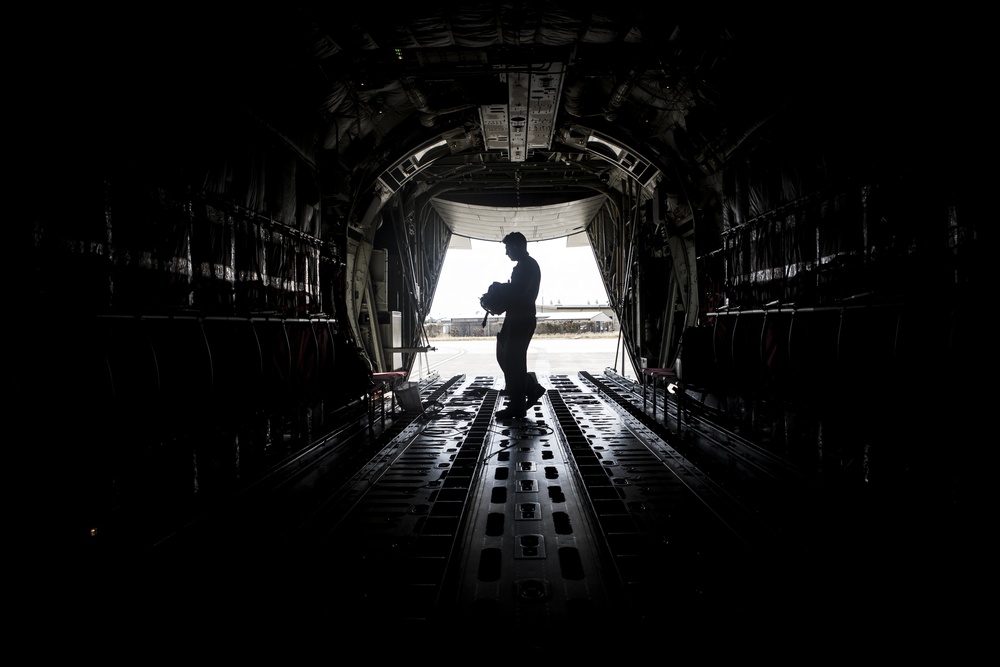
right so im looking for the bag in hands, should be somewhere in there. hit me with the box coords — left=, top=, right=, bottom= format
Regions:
left=480, top=281, right=512, bottom=326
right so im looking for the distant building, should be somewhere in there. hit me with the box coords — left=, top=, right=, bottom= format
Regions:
left=536, top=310, right=614, bottom=333
left=445, top=316, right=504, bottom=337
left=427, top=303, right=616, bottom=337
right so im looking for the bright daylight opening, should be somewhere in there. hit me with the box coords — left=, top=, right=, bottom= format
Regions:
left=421, top=235, right=624, bottom=379
left=428, top=236, right=609, bottom=319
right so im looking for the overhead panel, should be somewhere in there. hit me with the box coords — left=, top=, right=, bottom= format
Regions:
left=430, top=194, right=605, bottom=242
left=479, top=105, right=510, bottom=154
left=479, top=62, right=565, bottom=163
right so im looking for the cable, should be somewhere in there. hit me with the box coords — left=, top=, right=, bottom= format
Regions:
left=507, top=423, right=555, bottom=438
left=480, top=436, right=517, bottom=463
left=476, top=417, right=556, bottom=464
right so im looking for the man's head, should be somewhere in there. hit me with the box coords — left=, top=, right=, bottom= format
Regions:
left=502, top=232, right=528, bottom=260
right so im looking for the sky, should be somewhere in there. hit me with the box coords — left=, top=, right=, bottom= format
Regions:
left=428, top=236, right=610, bottom=319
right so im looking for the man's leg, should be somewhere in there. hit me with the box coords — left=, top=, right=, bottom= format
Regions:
left=496, top=326, right=509, bottom=394
left=521, top=323, right=542, bottom=405
left=504, top=340, right=528, bottom=415
left=525, top=371, right=545, bottom=406
left=497, top=320, right=531, bottom=417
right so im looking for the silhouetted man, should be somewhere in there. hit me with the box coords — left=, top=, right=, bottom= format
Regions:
left=495, top=232, right=545, bottom=420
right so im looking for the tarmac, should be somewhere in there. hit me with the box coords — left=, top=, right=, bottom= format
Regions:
left=411, top=334, right=629, bottom=381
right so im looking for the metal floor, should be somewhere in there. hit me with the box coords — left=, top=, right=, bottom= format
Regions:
left=292, top=371, right=788, bottom=643
left=43, top=369, right=983, bottom=656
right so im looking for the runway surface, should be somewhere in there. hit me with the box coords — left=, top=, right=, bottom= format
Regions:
left=413, top=335, right=630, bottom=381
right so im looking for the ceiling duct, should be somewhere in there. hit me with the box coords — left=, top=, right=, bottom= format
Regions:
left=603, top=68, right=640, bottom=122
